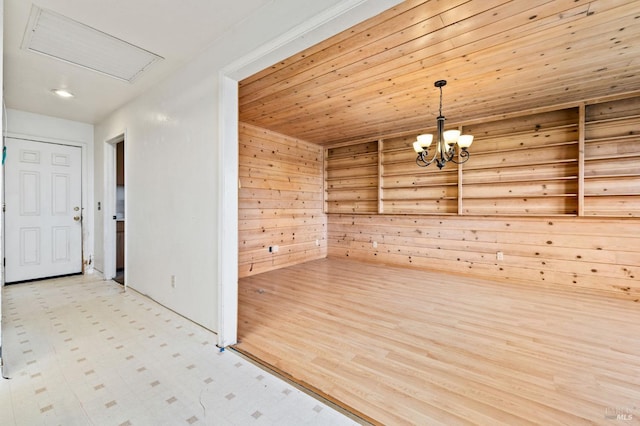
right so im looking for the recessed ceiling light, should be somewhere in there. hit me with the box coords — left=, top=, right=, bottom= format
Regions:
left=52, top=89, right=75, bottom=98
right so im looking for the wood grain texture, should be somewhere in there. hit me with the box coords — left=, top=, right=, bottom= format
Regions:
left=236, top=258, right=640, bottom=425
left=328, top=214, right=640, bottom=299
left=584, top=99, right=640, bottom=216
left=238, top=123, right=326, bottom=277
left=325, top=141, right=379, bottom=214
left=326, top=97, right=640, bottom=217
left=239, top=0, right=640, bottom=146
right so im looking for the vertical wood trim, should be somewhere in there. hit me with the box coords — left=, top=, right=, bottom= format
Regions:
left=324, top=147, right=329, bottom=214
left=458, top=162, right=464, bottom=215
left=458, top=125, right=464, bottom=215
left=378, top=139, right=384, bottom=214
left=578, top=103, right=586, bottom=217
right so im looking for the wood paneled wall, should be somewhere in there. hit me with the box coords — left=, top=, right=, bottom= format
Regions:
left=239, top=123, right=326, bottom=278
left=324, top=96, right=640, bottom=298
left=327, top=214, right=640, bottom=299
left=238, top=97, right=640, bottom=296
left=326, top=97, right=640, bottom=217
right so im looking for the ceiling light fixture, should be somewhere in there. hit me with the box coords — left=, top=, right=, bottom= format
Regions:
left=413, top=80, right=473, bottom=169
left=51, top=89, right=74, bottom=98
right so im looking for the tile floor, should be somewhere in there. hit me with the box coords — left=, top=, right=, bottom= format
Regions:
left=0, top=274, right=362, bottom=425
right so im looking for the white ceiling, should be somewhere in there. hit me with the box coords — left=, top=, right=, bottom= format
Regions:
left=3, top=0, right=273, bottom=124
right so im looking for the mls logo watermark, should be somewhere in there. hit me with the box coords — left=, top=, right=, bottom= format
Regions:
left=605, top=407, right=635, bottom=421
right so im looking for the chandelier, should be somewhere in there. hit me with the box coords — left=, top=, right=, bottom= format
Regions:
left=413, top=80, right=473, bottom=169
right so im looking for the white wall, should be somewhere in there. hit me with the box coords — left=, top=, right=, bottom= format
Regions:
left=93, top=0, right=401, bottom=338
left=1, top=0, right=4, bottom=366
left=5, top=108, right=95, bottom=272
left=6, top=109, right=94, bottom=143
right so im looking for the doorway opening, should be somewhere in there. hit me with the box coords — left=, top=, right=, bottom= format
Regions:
left=114, top=140, right=125, bottom=284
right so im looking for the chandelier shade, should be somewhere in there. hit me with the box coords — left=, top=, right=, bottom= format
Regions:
left=414, top=80, right=473, bottom=169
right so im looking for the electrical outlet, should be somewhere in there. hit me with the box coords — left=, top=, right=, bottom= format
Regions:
left=171, top=275, right=176, bottom=288
left=496, top=251, right=504, bottom=261
left=315, top=239, right=320, bottom=247
left=372, top=241, right=378, bottom=248
left=269, top=245, right=279, bottom=253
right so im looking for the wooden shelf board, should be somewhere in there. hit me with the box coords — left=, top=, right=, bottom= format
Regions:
left=584, top=173, right=640, bottom=179
left=463, top=158, right=577, bottom=171
left=585, top=113, right=640, bottom=126
left=377, top=212, right=459, bottom=216
left=326, top=186, right=377, bottom=192
left=382, top=146, right=414, bottom=154
left=379, top=171, right=458, bottom=178
left=463, top=176, right=578, bottom=185
left=325, top=174, right=378, bottom=181
left=584, top=193, right=640, bottom=197
left=463, top=194, right=577, bottom=199
left=471, top=123, right=579, bottom=141
left=381, top=183, right=458, bottom=189
left=461, top=213, right=579, bottom=217
left=471, top=140, right=578, bottom=156
left=326, top=152, right=378, bottom=161
left=584, top=134, right=640, bottom=144
left=585, top=153, right=640, bottom=161
left=382, top=197, right=458, bottom=201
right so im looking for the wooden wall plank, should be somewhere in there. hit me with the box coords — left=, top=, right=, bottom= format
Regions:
left=325, top=141, right=379, bottom=214
left=239, top=123, right=326, bottom=278
left=327, top=214, right=640, bottom=299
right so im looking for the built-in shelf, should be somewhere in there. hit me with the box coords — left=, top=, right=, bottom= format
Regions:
left=326, top=174, right=378, bottom=181
left=463, top=158, right=577, bottom=172
left=381, top=169, right=457, bottom=177
left=471, top=141, right=578, bottom=156
left=471, top=123, right=578, bottom=140
left=381, top=183, right=458, bottom=189
left=464, top=194, right=577, bottom=199
left=382, top=197, right=458, bottom=201
left=326, top=186, right=378, bottom=191
left=324, top=98, right=640, bottom=218
left=463, top=176, right=577, bottom=185
left=584, top=134, right=640, bottom=143
left=585, top=114, right=640, bottom=125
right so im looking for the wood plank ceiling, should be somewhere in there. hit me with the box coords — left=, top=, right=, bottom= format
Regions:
left=239, top=0, right=640, bottom=146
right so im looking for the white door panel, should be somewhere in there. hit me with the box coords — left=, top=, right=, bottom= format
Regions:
left=5, top=138, right=82, bottom=282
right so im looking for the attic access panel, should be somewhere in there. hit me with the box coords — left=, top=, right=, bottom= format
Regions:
left=22, top=5, right=163, bottom=83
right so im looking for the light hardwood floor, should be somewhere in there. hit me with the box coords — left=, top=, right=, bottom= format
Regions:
left=235, top=258, right=640, bottom=425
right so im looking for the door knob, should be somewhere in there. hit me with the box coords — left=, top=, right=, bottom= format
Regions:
left=74, top=216, right=81, bottom=221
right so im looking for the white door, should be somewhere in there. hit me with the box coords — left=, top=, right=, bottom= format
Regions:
left=5, top=138, right=83, bottom=283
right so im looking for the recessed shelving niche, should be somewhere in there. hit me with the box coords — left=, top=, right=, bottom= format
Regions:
left=584, top=98, right=640, bottom=217
left=324, top=96, right=640, bottom=217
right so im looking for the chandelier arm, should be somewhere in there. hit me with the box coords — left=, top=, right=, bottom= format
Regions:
left=443, top=144, right=455, bottom=162
left=416, top=147, right=441, bottom=167
left=449, top=148, right=471, bottom=164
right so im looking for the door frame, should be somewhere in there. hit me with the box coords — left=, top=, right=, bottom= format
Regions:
left=3, top=133, right=93, bottom=277
left=103, top=134, right=125, bottom=287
